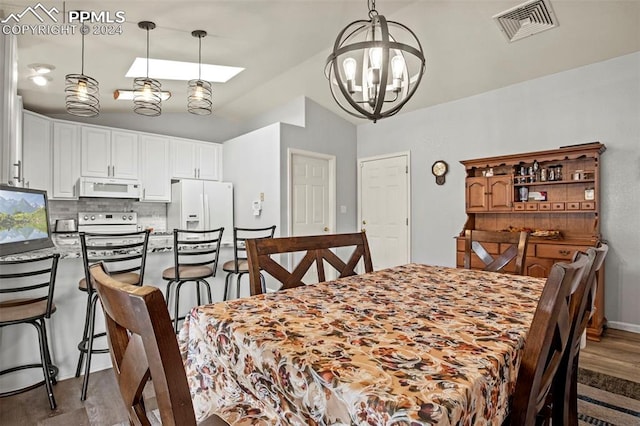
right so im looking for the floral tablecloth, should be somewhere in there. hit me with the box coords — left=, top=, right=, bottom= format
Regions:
left=179, top=263, right=546, bottom=425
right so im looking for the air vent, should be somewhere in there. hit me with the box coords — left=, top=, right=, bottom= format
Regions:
left=493, top=0, right=558, bottom=42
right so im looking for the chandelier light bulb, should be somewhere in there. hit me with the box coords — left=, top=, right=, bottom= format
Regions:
left=194, top=82, right=204, bottom=100
left=369, top=47, right=383, bottom=69
left=391, top=55, right=405, bottom=79
left=77, top=79, right=89, bottom=101
left=343, top=58, right=357, bottom=80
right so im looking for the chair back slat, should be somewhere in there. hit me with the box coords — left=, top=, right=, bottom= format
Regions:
left=246, top=231, right=373, bottom=295
left=510, top=252, right=590, bottom=424
left=464, top=229, right=529, bottom=275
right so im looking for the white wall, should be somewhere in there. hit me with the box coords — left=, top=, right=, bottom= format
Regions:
left=222, top=123, right=281, bottom=235
left=357, top=52, right=640, bottom=329
left=280, top=98, right=358, bottom=235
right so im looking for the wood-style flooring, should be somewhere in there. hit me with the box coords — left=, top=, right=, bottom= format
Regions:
left=1, top=329, right=638, bottom=425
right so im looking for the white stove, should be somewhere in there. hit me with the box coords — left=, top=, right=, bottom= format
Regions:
left=77, top=211, right=138, bottom=233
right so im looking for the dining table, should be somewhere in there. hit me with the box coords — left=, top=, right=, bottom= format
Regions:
left=178, top=263, right=547, bottom=425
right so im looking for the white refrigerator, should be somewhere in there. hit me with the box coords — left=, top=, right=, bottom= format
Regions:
left=167, top=180, right=234, bottom=244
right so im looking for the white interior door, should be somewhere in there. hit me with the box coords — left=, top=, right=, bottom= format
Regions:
left=289, top=150, right=336, bottom=282
left=359, top=153, right=410, bottom=270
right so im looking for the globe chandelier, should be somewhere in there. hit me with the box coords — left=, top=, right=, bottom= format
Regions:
left=325, top=0, right=426, bottom=122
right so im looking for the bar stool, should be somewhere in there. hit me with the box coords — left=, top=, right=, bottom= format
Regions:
left=0, top=254, right=60, bottom=409
left=222, top=225, right=276, bottom=300
left=75, top=230, right=150, bottom=401
left=162, top=228, right=224, bottom=333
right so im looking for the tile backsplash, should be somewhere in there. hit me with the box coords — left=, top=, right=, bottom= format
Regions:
left=49, top=198, right=167, bottom=231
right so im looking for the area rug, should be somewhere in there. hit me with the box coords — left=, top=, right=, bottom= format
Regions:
left=577, top=368, right=640, bottom=426
left=114, top=370, right=640, bottom=425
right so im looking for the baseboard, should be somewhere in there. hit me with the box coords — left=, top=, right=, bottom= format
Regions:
left=607, top=321, right=640, bottom=334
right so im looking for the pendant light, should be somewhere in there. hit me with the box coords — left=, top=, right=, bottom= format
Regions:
left=65, top=25, right=99, bottom=117
left=188, top=30, right=213, bottom=115
left=325, top=0, right=425, bottom=122
left=134, top=21, right=162, bottom=116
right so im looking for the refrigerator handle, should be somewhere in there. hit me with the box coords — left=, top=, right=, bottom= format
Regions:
left=204, top=194, right=210, bottom=229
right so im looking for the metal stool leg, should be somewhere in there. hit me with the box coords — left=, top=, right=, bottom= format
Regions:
left=203, top=279, right=213, bottom=304
left=35, top=319, right=57, bottom=409
left=80, top=292, right=99, bottom=401
left=174, top=281, right=185, bottom=334
left=224, top=273, right=232, bottom=301
left=75, top=291, right=92, bottom=378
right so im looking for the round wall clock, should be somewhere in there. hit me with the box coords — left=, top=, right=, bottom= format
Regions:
left=431, top=160, right=448, bottom=185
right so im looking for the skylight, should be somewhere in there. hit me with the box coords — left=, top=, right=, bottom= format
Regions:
left=125, top=58, right=244, bottom=82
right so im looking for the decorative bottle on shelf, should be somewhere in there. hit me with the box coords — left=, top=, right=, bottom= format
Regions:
left=532, top=160, right=539, bottom=182
left=556, top=165, right=563, bottom=181
left=540, top=168, right=547, bottom=182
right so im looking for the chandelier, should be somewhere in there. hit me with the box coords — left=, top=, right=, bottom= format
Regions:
left=65, top=26, right=99, bottom=117
left=187, top=30, right=213, bottom=115
left=134, top=21, right=162, bottom=117
left=325, top=0, right=425, bottom=122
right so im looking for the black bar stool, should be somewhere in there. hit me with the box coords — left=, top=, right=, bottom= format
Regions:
left=0, top=253, right=60, bottom=409
left=162, top=228, right=224, bottom=333
left=222, top=225, right=276, bottom=300
left=75, top=230, right=150, bottom=401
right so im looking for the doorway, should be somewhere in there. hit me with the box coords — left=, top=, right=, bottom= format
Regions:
left=358, top=152, right=411, bottom=270
left=288, top=149, right=337, bottom=282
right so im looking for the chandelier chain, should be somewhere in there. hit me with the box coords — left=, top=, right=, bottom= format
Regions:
left=80, top=28, right=85, bottom=75
left=368, top=0, right=378, bottom=18
left=146, top=26, right=150, bottom=78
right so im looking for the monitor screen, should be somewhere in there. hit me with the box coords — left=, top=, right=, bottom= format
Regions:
left=0, top=185, right=54, bottom=256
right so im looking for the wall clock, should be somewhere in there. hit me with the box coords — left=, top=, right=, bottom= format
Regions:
left=431, top=160, right=448, bottom=185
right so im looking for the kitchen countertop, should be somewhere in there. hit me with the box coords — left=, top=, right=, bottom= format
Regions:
left=0, top=232, right=232, bottom=262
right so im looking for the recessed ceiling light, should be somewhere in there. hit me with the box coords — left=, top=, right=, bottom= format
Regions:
left=125, top=57, right=243, bottom=82
left=29, top=75, right=51, bottom=86
left=28, top=63, right=55, bottom=74
left=113, top=89, right=172, bottom=101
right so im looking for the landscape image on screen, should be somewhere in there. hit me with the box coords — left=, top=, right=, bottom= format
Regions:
left=0, top=189, right=49, bottom=243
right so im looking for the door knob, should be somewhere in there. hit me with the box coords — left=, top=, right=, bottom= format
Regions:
left=362, top=220, right=367, bottom=225
left=323, top=226, right=329, bottom=232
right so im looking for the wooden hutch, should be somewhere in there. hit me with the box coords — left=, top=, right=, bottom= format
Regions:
left=456, top=142, right=606, bottom=340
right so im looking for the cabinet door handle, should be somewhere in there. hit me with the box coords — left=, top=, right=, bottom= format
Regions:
left=194, top=168, right=197, bottom=178
left=559, top=250, right=571, bottom=256
left=198, top=168, right=200, bottom=178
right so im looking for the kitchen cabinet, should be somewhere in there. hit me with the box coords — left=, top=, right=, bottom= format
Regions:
left=81, top=126, right=139, bottom=180
left=457, top=143, right=606, bottom=340
left=22, top=111, right=51, bottom=193
left=465, top=175, right=512, bottom=212
left=171, top=138, right=221, bottom=181
left=139, top=134, right=171, bottom=202
left=52, top=121, right=80, bottom=199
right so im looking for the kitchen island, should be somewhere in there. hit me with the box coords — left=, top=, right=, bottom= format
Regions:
left=0, top=233, right=237, bottom=391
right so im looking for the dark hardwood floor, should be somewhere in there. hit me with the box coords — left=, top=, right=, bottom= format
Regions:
left=1, top=329, right=638, bottom=425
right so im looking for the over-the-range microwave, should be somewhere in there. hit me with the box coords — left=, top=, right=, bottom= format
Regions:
left=78, top=177, right=140, bottom=199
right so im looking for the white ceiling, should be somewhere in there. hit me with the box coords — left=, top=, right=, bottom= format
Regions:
left=4, top=0, right=640, bottom=124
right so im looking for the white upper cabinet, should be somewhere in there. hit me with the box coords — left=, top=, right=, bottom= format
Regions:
left=170, top=138, right=221, bottom=180
left=81, top=126, right=139, bottom=179
left=52, top=121, right=80, bottom=199
left=22, top=111, right=51, bottom=193
left=139, top=134, right=171, bottom=202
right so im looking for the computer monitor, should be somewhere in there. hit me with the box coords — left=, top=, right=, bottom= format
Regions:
left=0, top=184, right=55, bottom=256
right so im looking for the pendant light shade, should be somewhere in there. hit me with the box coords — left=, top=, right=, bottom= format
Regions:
left=188, top=30, right=213, bottom=115
left=65, top=25, right=99, bottom=117
left=325, top=0, right=425, bottom=122
left=134, top=21, right=162, bottom=117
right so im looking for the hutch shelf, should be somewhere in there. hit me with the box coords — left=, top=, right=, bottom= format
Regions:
left=457, top=142, right=607, bottom=340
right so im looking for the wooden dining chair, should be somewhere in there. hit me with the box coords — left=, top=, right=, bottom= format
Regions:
left=463, top=229, right=529, bottom=275
left=245, top=231, right=373, bottom=296
left=510, top=252, right=590, bottom=425
left=553, top=243, right=609, bottom=425
left=88, top=262, right=229, bottom=426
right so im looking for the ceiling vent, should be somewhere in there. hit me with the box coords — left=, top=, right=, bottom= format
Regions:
left=493, top=0, right=558, bottom=42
